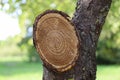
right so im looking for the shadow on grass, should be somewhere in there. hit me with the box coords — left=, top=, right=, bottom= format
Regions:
left=0, top=61, right=43, bottom=76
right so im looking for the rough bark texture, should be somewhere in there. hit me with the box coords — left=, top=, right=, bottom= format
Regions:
left=72, top=0, right=112, bottom=80
left=40, top=0, right=112, bottom=80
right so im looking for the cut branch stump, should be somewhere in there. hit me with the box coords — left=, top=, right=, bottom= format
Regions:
left=33, top=10, right=80, bottom=72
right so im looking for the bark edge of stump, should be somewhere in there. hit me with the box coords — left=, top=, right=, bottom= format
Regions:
left=33, top=10, right=80, bottom=72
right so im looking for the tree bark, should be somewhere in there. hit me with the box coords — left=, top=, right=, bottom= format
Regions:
left=72, top=0, right=112, bottom=80
left=37, top=0, right=112, bottom=80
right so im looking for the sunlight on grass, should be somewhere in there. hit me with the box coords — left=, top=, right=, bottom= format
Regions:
left=97, top=65, right=120, bottom=80
left=0, top=62, right=43, bottom=80
left=0, top=59, right=120, bottom=80
left=0, top=73, right=42, bottom=80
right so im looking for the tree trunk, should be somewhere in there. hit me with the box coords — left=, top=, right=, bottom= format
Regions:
left=34, top=0, right=112, bottom=80
left=71, top=0, right=112, bottom=80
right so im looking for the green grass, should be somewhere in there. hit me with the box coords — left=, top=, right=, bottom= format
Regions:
left=0, top=61, right=43, bottom=80
left=0, top=58, right=120, bottom=80
left=97, top=65, right=120, bottom=80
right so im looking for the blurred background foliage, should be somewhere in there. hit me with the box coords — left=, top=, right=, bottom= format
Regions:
left=97, top=0, right=120, bottom=64
left=0, top=0, right=120, bottom=64
left=0, top=0, right=120, bottom=80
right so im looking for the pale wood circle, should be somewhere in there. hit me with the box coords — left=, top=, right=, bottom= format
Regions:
left=34, top=11, right=79, bottom=72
